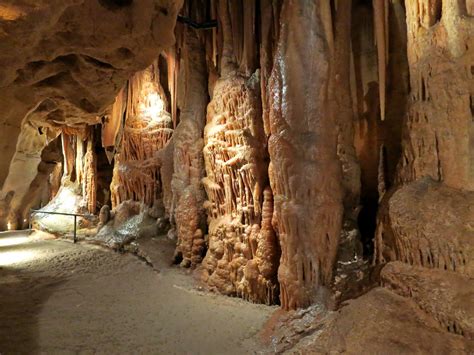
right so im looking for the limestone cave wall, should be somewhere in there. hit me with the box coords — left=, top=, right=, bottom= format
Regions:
left=0, top=0, right=182, bottom=229
left=0, top=3, right=472, bottom=345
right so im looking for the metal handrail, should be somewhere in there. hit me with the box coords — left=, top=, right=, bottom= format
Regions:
left=29, top=209, right=93, bottom=243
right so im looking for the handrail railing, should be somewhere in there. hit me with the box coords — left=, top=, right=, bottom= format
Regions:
left=29, top=209, right=93, bottom=243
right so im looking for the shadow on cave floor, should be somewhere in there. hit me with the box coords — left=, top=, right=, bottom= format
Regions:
left=0, top=231, right=274, bottom=354
left=0, top=265, right=65, bottom=353
left=0, top=232, right=67, bottom=353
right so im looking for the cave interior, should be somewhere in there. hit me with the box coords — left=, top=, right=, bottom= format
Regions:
left=0, top=0, right=473, bottom=353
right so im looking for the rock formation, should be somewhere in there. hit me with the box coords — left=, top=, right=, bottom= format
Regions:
left=267, top=0, right=343, bottom=309
left=110, top=60, right=173, bottom=208
left=200, top=0, right=279, bottom=304
left=0, top=0, right=182, bottom=228
left=0, top=0, right=473, bottom=351
left=170, top=14, right=208, bottom=268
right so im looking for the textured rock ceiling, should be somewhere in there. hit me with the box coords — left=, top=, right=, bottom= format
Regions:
left=0, top=0, right=182, bottom=185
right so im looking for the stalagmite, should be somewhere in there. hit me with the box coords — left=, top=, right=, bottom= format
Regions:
left=201, top=70, right=278, bottom=303
left=171, top=21, right=208, bottom=268
left=375, top=178, right=473, bottom=277
left=83, top=135, right=97, bottom=214
left=200, top=0, right=279, bottom=304
left=268, top=0, right=343, bottom=310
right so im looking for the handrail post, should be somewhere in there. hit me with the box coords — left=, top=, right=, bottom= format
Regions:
left=29, top=209, right=90, bottom=243
left=28, top=209, right=32, bottom=230
left=73, top=215, right=77, bottom=244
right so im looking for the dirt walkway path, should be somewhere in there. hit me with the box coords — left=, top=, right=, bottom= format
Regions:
left=0, top=231, right=275, bottom=354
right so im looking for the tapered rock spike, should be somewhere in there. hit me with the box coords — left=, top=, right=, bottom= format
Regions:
left=373, top=0, right=387, bottom=121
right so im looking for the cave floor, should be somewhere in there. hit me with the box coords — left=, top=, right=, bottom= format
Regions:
left=0, top=231, right=275, bottom=354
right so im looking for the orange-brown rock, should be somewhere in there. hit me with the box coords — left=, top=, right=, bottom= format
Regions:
left=398, top=0, right=474, bottom=190
left=381, top=261, right=474, bottom=338
left=199, top=0, right=278, bottom=304
left=268, top=0, right=343, bottom=309
left=289, top=288, right=473, bottom=353
left=110, top=61, right=173, bottom=208
left=201, top=72, right=278, bottom=304
left=171, top=24, right=208, bottom=268
left=376, top=178, right=473, bottom=277
left=0, top=0, right=182, bottom=229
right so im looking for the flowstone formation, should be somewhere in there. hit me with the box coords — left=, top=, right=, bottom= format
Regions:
left=110, top=61, right=173, bottom=208
left=201, top=74, right=278, bottom=304
left=268, top=0, right=343, bottom=309
left=200, top=0, right=279, bottom=304
left=169, top=22, right=208, bottom=269
left=373, top=0, right=474, bottom=342
left=0, top=0, right=473, bottom=351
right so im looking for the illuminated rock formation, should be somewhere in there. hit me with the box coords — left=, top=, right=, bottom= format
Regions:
left=0, top=0, right=182, bottom=228
left=376, top=178, right=473, bottom=275
left=200, top=0, right=279, bottom=304
left=201, top=66, right=278, bottom=303
left=110, top=61, right=173, bottom=208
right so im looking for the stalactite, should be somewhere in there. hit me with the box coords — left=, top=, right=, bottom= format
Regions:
left=260, top=0, right=282, bottom=137
left=165, top=47, right=179, bottom=128
left=332, top=0, right=361, bottom=217
left=49, top=162, right=62, bottom=201
left=75, top=138, right=84, bottom=185
left=373, top=0, right=388, bottom=121
left=61, top=132, right=76, bottom=179
left=320, top=0, right=334, bottom=55
left=102, top=86, right=127, bottom=164
left=239, top=1, right=257, bottom=76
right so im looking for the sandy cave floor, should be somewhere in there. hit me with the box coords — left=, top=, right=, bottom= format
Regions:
left=0, top=231, right=275, bottom=354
